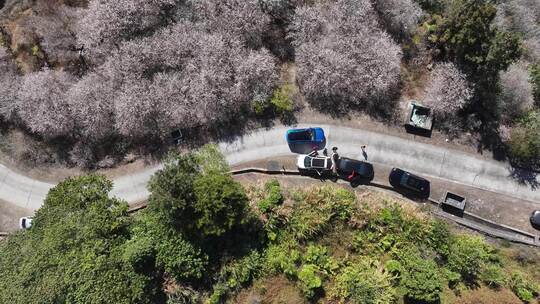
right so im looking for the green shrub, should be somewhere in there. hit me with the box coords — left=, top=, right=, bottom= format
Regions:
left=304, top=244, right=339, bottom=276
left=384, top=260, right=403, bottom=279
left=208, top=250, right=265, bottom=302
left=251, top=99, right=271, bottom=116
left=298, top=264, right=323, bottom=299
left=427, top=220, right=452, bottom=258
left=508, top=272, right=539, bottom=303
left=396, top=248, right=444, bottom=303
left=480, top=264, right=505, bottom=288
left=258, top=179, right=283, bottom=214
left=288, top=186, right=355, bottom=241
left=331, top=259, right=396, bottom=304
left=154, top=233, right=207, bottom=282
left=265, top=242, right=301, bottom=278
left=353, top=205, right=430, bottom=254
left=508, top=111, right=540, bottom=167
left=446, top=235, right=499, bottom=284
left=270, top=84, right=294, bottom=115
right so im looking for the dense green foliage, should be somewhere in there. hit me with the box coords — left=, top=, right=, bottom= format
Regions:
left=508, top=111, right=540, bottom=166
left=433, top=0, right=521, bottom=75
left=0, top=175, right=163, bottom=304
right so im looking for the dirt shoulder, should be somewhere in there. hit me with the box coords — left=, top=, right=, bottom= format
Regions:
left=0, top=199, right=31, bottom=232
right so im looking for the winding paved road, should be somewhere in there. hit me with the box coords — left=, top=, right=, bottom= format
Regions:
left=2, top=124, right=539, bottom=211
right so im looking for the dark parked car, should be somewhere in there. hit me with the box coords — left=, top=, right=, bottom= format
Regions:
left=286, top=128, right=325, bottom=145
left=389, top=168, right=430, bottom=198
left=337, top=157, right=374, bottom=184
left=531, top=210, right=540, bottom=229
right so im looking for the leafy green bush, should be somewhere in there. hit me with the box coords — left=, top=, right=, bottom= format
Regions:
left=265, top=242, right=301, bottom=278
left=353, top=204, right=430, bottom=254
left=154, top=233, right=207, bottom=282
left=298, top=264, right=323, bottom=299
left=446, top=234, right=499, bottom=284
left=193, top=172, right=249, bottom=238
left=209, top=250, right=265, bottom=303
left=251, top=84, right=294, bottom=117
left=508, top=272, right=539, bottom=303
left=396, top=247, right=444, bottom=303
left=304, top=244, right=339, bottom=276
left=270, top=84, right=294, bottom=115
left=427, top=220, right=452, bottom=258
left=480, top=264, right=505, bottom=288
left=331, top=259, right=396, bottom=304
left=508, top=111, right=540, bottom=167
left=288, top=186, right=355, bottom=241
left=258, top=179, right=283, bottom=214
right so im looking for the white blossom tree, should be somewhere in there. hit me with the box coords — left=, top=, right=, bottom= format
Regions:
left=424, top=62, right=472, bottom=117
left=498, top=62, right=535, bottom=121
left=16, top=69, right=75, bottom=138
left=193, top=0, right=271, bottom=49
left=290, top=0, right=402, bottom=112
left=66, top=72, right=116, bottom=140
left=76, top=0, right=177, bottom=62
left=0, top=47, right=19, bottom=120
left=374, top=0, right=423, bottom=39
left=107, top=23, right=277, bottom=139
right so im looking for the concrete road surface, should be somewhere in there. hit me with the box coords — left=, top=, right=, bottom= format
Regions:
left=0, top=124, right=538, bottom=212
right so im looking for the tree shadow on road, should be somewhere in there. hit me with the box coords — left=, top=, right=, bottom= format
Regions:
left=509, top=167, right=540, bottom=191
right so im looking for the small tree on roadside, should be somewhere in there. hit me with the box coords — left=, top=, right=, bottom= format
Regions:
left=424, top=62, right=472, bottom=117
left=498, top=62, right=535, bottom=122
left=508, top=111, right=540, bottom=167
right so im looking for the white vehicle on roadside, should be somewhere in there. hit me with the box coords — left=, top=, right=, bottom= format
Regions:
left=19, top=217, right=33, bottom=229
left=297, top=153, right=332, bottom=175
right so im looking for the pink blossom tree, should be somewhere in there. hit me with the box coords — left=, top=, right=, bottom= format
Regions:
left=0, top=47, right=19, bottom=120
left=75, top=0, right=177, bottom=62
left=66, top=72, right=116, bottom=140
left=498, top=62, right=535, bottom=121
left=290, top=0, right=402, bottom=112
left=16, top=69, right=75, bottom=138
left=374, top=0, right=423, bottom=39
left=424, top=62, right=472, bottom=117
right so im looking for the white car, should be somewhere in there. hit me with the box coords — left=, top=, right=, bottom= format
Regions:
left=297, top=153, right=332, bottom=174
left=19, top=217, right=33, bottom=229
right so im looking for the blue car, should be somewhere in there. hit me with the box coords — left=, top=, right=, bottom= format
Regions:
left=286, top=128, right=325, bottom=145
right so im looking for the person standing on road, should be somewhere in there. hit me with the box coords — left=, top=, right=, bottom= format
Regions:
left=361, top=145, right=368, bottom=161
left=331, top=147, right=339, bottom=175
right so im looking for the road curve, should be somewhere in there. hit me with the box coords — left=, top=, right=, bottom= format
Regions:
left=1, top=124, right=539, bottom=211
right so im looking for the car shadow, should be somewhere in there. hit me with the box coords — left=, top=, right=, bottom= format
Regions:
left=288, top=139, right=327, bottom=154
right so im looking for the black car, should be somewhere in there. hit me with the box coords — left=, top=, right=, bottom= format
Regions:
left=337, top=157, right=374, bottom=184
left=531, top=210, right=540, bottom=229
left=389, top=168, right=430, bottom=198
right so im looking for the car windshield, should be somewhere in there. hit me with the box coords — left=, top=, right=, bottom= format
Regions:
left=289, top=129, right=313, bottom=141
left=304, top=156, right=311, bottom=168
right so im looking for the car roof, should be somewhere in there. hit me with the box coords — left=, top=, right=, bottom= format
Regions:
left=338, top=158, right=372, bottom=174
